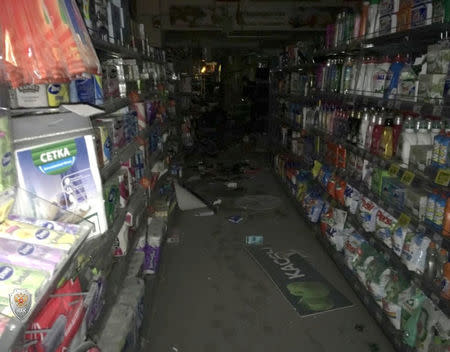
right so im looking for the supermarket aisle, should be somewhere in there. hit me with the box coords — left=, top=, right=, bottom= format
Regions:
left=140, top=154, right=395, bottom=352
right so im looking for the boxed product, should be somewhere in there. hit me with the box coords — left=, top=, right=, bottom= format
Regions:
left=143, top=217, right=166, bottom=274
left=0, top=115, right=16, bottom=193
left=409, top=145, right=433, bottom=171
left=375, top=209, right=397, bottom=248
left=432, top=0, right=450, bottom=22
left=103, top=177, right=120, bottom=226
left=102, top=63, right=120, bottom=99
left=15, top=136, right=107, bottom=236
left=418, top=74, right=446, bottom=102
left=93, top=0, right=108, bottom=41
left=106, top=0, right=122, bottom=44
left=401, top=231, right=431, bottom=273
left=382, top=177, right=406, bottom=208
left=0, top=219, right=77, bottom=251
left=411, top=2, right=433, bottom=27
left=371, top=168, right=390, bottom=196
left=380, top=14, right=393, bottom=35
left=0, top=237, right=65, bottom=274
left=362, top=159, right=373, bottom=189
left=359, top=197, right=379, bottom=232
left=94, top=125, right=113, bottom=168
left=9, top=85, right=48, bottom=108
left=405, top=189, right=428, bottom=221
left=69, top=75, right=103, bottom=105
left=117, top=168, right=130, bottom=208
left=427, top=44, right=450, bottom=74
left=7, top=215, right=81, bottom=235
left=97, top=117, right=125, bottom=149
left=47, top=84, right=69, bottom=107
left=344, top=184, right=361, bottom=215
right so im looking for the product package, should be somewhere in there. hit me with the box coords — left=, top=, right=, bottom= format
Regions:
left=7, top=214, right=81, bottom=235
left=418, top=74, right=446, bottom=102
left=103, top=177, right=120, bottom=226
left=94, top=125, right=113, bottom=168
left=344, top=184, right=361, bottom=214
left=0, top=237, right=65, bottom=273
left=382, top=274, right=412, bottom=329
left=0, top=115, right=16, bottom=193
left=15, top=135, right=107, bottom=236
left=371, top=168, right=390, bottom=196
left=382, top=177, right=406, bottom=208
left=113, top=223, right=130, bottom=257
left=143, top=217, right=166, bottom=274
left=9, top=85, right=48, bottom=108
left=401, top=231, right=431, bottom=273
left=366, top=258, right=392, bottom=306
left=343, top=233, right=367, bottom=271
left=375, top=209, right=397, bottom=248
left=47, top=84, right=70, bottom=107
left=405, top=189, right=428, bottom=221
left=359, top=197, right=379, bottom=232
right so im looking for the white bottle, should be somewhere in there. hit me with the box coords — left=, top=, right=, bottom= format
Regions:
left=372, top=57, right=391, bottom=98
left=417, top=120, right=432, bottom=145
left=400, top=120, right=418, bottom=165
left=358, top=107, right=371, bottom=148
left=363, top=57, right=376, bottom=96
left=365, top=109, right=378, bottom=151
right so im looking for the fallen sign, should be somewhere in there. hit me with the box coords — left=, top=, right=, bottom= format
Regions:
left=246, top=246, right=353, bottom=317
left=174, top=181, right=208, bottom=211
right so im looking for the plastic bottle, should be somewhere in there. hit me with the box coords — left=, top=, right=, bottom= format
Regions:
left=360, top=2, right=370, bottom=38
left=399, top=118, right=418, bottom=164
left=435, top=248, right=448, bottom=282
left=340, top=57, right=354, bottom=94
left=443, top=197, right=450, bottom=237
left=379, top=114, right=394, bottom=158
left=426, top=190, right=438, bottom=223
left=384, top=54, right=404, bottom=99
left=363, top=57, right=376, bottom=96
left=367, top=0, right=380, bottom=38
left=365, top=109, right=378, bottom=151
left=441, top=262, right=450, bottom=300
left=417, top=119, right=432, bottom=145
left=397, top=56, right=418, bottom=101
left=351, top=109, right=362, bottom=145
left=423, top=242, right=438, bottom=284
left=334, top=14, right=342, bottom=47
left=372, top=56, right=391, bottom=98
left=370, top=113, right=385, bottom=154
left=433, top=193, right=446, bottom=227
left=358, top=107, right=371, bottom=148
left=356, top=57, right=369, bottom=95
left=392, top=112, right=403, bottom=156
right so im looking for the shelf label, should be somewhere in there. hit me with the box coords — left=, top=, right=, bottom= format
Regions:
left=435, top=169, right=450, bottom=187
left=312, top=160, right=322, bottom=178
left=397, top=213, right=411, bottom=228
left=388, top=164, right=400, bottom=177
left=400, top=170, right=415, bottom=185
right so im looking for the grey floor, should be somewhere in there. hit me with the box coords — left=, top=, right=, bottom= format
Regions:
left=140, top=152, right=395, bottom=352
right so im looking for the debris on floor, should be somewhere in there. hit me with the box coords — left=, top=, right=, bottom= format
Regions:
left=195, top=210, right=215, bottom=216
left=167, top=233, right=180, bottom=245
left=245, top=235, right=264, bottom=245
left=228, top=215, right=243, bottom=224
left=174, top=181, right=208, bottom=211
left=226, top=182, right=238, bottom=189
left=354, top=324, right=365, bottom=332
left=213, top=199, right=222, bottom=206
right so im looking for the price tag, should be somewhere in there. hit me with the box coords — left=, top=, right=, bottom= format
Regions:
left=388, top=163, right=400, bottom=177
left=435, top=169, right=450, bottom=187
left=397, top=213, right=411, bottom=228
left=312, top=160, right=322, bottom=178
left=400, top=170, right=415, bottom=185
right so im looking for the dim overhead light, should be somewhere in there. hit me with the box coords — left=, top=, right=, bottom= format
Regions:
left=201, top=66, right=207, bottom=74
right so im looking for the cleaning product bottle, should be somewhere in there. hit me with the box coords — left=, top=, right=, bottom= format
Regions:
left=417, top=119, right=432, bottom=145
left=379, top=113, right=394, bottom=158
left=372, top=56, right=391, bottom=98
left=397, top=55, right=418, bottom=101
left=365, top=108, right=378, bottom=151
left=423, top=242, right=438, bottom=284
left=351, top=109, right=362, bottom=145
left=384, top=54, right=404, bottom=100
left=443, top=197, right=450, bottom=237
left=399, top=118, right=418, bottom=165
left=441, top=262, right=450, bottom=300
left=370, top=110, right=385, bottom=154
left=340, top=56, right=354, bottom=94
left=358, top=107, right=371, bottom=148
left=360, top=1, right=370, bottom=38
left=392, top=112, right=403, bottom=156
left=363, top=57, right=376, bottom=96
left=433, top=193, right=446, bottom=228
left=426, top=190, right=438, bottom=223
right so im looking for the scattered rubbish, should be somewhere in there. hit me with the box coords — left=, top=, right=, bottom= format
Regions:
left=167, top=234, right=180, bottom=245
left=235, top=195, right=282, bottom=212
left=195, top=210, right=215, bottom=217
left=228, top=215, right=243, bottom=224
left=174, top=181, right=208, bottom=211
left=245, top=235, right=264, bottom=245
left=213, top=199, right=222, bottom=206
left=226, top=182, right=238, bottom=189
left=354, top=324, right=365, bottom=332
left=368, top=343, right=380, bottom=352
left=172, top=347, right=179, bottom=352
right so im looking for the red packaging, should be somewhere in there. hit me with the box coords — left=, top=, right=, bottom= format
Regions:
left=335, top=180, right=347, bottom=205
left=327, top=177, right=336, bottom=198
left=337, top=145, right=347, bottom=168
left=370, top=117, right=385, bottom=155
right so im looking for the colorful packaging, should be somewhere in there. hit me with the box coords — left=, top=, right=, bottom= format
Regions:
left=392, top=225, right=411, bottom=257
left=405, top=189, right=428, bottom=221
left=359, top=197, right=379, bottom=232
left=371, top=168, right=390, bottom=196
left=15, top=136, right=107, bottom=236
left=382, top=177, right=406, bottom=208
left=103, top=177, right=119, bottom=226
left=375, top=209, right=396, bottom=248
left=47, top=84, right=70, bottom=107
left=0, top=237, right=65, bottom=274
left=366, top=259, right=392, bottom=306
left=0, top=115, right=16, bottom=193
left=344, top=184, right=361, bottom=214
left=382, top=274, right=412, bottom=330
left=143, top=218, right=166, bottom=274
left=401, top=231, right=431, bottom=273
left=343, top=233, right=367, bottom=270
left=94, top=125, right=112, bottom=168
left=113, top=223, right=130, bottom=257
left=0, top=220, right=77, bottom=250
left=7, top=215, right=81, bottom=236
left=401, top=288, right=426, bottom=347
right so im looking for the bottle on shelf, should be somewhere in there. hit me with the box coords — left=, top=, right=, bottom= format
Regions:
left=399, top=117, right=418, bottom=165
left=365, top=108, right=378, bottom=151
left=433, top=193, right=447, bottom=228
left=423, top=242, right=438, bottom=284
left=379, top=112, right=394, bottom=158
left=370, top=109, right=385, bottom=154
left=372, top=56, right=391, bottom=98
left=436, top=248, right=448, bottom=283
left=384, top=54, right=404, bottom=100
left=358, top=107, right=371, bottom=148
left=392, top=112, right=403, bottom=156
left=426, top=190, right=438, bottom=223
left=417, top=119, right=432, bottom=145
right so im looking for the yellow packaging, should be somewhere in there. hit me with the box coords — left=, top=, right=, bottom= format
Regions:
left=47, top=84, right=69, bottom=107
left=0, top=219, right=76, bottom=250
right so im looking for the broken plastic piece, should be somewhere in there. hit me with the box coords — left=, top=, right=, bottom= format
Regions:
left=174, top=181, right=208, bottom=211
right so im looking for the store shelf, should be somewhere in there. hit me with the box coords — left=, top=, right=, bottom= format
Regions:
left=272, top=171, right=413, bottom=352
left=314, top=21, right=449, bottom=57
